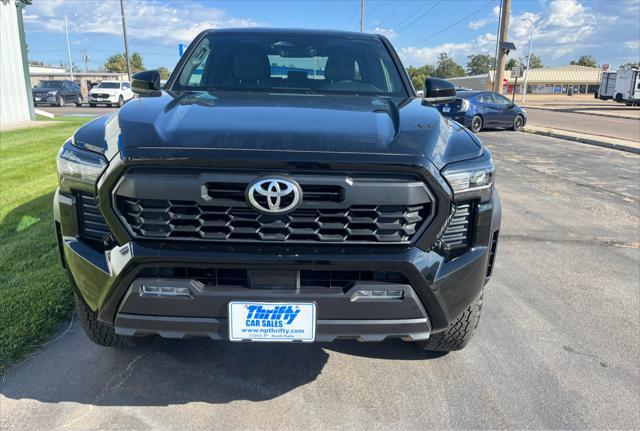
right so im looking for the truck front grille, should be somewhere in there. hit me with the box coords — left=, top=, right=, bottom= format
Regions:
left=117, top=198, right=429, bottom=243
left=206, top=182, right=344, bottom=203
left=137, top=267, right=409, bottom=290
left=113, top=171, right=435, bottom=245
left=77, top=193, right=110, bottom=246
left=441, top=203, right=473, bottom=250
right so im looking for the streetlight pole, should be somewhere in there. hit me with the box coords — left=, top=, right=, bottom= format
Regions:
left=64, top=15, right=74, bottom=80
left=360, top=0, right=364, bottom=32
left=521, top=18, right=535, bottom=103
left=120, top=0, right=132, bottom=82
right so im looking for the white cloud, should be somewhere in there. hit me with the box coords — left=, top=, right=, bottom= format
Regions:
left=370, top=27, right=398, bottom=39
left=508, top=0, right=617, bottom=61
left=402, top=0, right=628, bottom=67
left=25, top=0, right=260, bottom=44
left=400, top=33, right=496, bottom=66
left=468, top=6, right=500, bottom=30
left=626, top=40, right=640, bottom=50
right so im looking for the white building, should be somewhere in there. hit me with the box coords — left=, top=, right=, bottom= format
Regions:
left=447, top=65, right=602, bottom=95
left=0, top=0, right=34, bottom=127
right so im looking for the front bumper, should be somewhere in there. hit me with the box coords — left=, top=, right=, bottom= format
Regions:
left=33, top=94, right=57, bottom=104
left=54, top=187, right=501, bottom=342
left=89, top=94, right=118, bottom=103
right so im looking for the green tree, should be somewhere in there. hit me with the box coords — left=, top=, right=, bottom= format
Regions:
left=466, top=54, right=495, bottom=75
left=619, top=61, right=640, bottom=69
left=570, top=55, right=598, bottom=67
left=525, top=53, right=543, bottom=69
left=103, top=52, right=145, bottom=73
left=433, top=53, right=465, bottom=79
left=505, top=58, right=519, bottom=70
left=157, top=66, right=170, bottom=80
left=406, top=64, right=435, bottom=90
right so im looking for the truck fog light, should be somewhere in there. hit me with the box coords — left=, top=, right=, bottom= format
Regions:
left=351, top=289, right=404, bottom=301
left=140, top=285, right=192, bottom=297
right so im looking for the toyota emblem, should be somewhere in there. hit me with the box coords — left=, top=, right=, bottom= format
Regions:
left=247, top=177, right=302, bottom=214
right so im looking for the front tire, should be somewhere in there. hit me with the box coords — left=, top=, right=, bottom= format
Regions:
left=511, top=114, right=524, bottom=131
left=56, top=95, right=64, bottom=107
left=89, top=103, right=97, bottom=108
left=470, top=115, right=483, bottom=133
left=415, top=291, right=484, bottom=352
left=117, top=95, right=124, bottom=107
left=75, top=294, right=130, bottom=347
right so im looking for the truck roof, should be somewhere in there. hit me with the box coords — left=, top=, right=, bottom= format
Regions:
left=203, top=27, right=383, bottom=40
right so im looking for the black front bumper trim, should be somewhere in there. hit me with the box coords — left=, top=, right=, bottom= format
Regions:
left=114, top=313, right=430, bottom=342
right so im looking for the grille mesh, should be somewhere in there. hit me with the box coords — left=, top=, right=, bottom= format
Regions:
left=77, top=193, right=110, bottom=245
left=442, top=203, right=472, bottom=249
left=206, top=182, right=344, bottom=203
left=117, top=197, right=429, bottom=243
left=137, top=267, right=408, bottom=289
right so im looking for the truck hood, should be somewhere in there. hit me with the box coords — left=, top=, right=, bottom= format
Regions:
left=74, top=91, right=483, bottom=169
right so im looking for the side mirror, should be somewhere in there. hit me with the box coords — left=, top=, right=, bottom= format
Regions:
left=132, top=70, right=161, bottom=95
left=423, top=77, right=456, bottom=104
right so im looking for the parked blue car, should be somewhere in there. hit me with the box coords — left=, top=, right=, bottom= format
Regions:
left=436, top=91, right=527, bottom=133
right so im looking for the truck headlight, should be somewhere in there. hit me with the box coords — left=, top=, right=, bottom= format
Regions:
left=57, top=140, right=107, bottom=188
left=48, top=91, right=57, bottom=96
left=442, top=152, right=495, bottom=202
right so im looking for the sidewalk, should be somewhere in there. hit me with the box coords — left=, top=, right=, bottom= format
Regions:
left=524, top=124, right=640, bottom=154
left=521, top=99, right=640, bottom=120
left=0, top=120, right=62, bottom=132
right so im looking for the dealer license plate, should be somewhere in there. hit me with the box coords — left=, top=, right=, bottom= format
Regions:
left=228, top=301, right=316, bottom=342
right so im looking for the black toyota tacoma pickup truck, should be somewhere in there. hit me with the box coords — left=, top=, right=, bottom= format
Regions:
left=54, top=28, right=500, bottom=352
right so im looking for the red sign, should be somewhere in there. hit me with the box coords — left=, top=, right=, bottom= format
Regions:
left=502, top=78, right=508, bottom=86
left=602, top=64, right=609, bottom=71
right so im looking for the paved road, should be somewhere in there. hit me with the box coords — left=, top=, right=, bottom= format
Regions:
left=1, top=132, right=638, bottom=430
left=525, top=107, right=640, bottom=142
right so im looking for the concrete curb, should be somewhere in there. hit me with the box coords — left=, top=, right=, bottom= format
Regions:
left=523, top=105, right=639, bottom=120
left=523, top=127, right=640, bottom=155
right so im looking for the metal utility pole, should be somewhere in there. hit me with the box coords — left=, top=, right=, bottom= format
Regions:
left=360, top=0, right=365, bottom=32
left=120, top=0, right=132, bottom=81
left=492, top=1, right=503, bottom=91
left=82, top=49, right=89, bottom=73
left=521, top=18, right=535, bottom=103
left=64, top=15, right=74, bottom=80
left=494, top=0, right=511, bottom=94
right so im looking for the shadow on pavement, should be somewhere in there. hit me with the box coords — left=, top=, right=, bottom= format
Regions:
left=1, top=318, right=442, bottom=407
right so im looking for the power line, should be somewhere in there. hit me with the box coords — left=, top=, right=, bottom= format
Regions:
left=346, top=0, right=363, bottom=31
left=394, top=0, right=444, bottom=32
left=375, top=0, right=405, bottom=28
left=402, top=0, right=498, bottom=47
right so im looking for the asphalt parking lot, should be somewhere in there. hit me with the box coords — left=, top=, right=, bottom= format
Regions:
left=1, top=131, right=638, bottom=430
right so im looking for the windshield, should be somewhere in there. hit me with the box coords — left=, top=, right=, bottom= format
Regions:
left=38, top=80, right=63, bottom=88
left=171, top=32, right=407, bottom=97
left=97, top=82, right=120, bottom=89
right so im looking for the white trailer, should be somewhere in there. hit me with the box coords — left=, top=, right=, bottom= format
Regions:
left=613, top=68, right=640, bottom=106
left=595, top=71, right=616, bottom=100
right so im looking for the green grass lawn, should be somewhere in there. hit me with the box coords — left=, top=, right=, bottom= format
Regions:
left=0, top=117, right=93, bottom=370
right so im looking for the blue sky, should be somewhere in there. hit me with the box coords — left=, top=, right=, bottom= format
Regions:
left=24, top=0, right=640, bottom=72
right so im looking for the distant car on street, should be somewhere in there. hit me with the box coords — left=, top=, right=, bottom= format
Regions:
left=88, top=81, right=134, bottom=107
left=436, top=91, right=527, bottom=133
left=32, top=80, right=83, bottom=107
